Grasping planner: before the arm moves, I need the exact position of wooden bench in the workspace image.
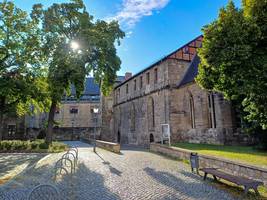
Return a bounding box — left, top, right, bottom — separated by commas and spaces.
201, 168, 264, 194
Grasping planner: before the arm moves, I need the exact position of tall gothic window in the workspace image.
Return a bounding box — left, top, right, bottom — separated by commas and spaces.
146, 72, 150, 84
140, 76, 143, 89
154, 68, 158, 84
147, 97, 155, 130
208, 93, 216, 128
189, 95, 195, 128
130, 103, 135, 131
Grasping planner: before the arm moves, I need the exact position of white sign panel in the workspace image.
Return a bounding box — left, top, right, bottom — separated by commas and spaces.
161, 124, 170, 146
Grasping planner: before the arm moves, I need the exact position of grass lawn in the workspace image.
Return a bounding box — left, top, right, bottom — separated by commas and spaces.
173, 143, 267, 168
172, 143, 267, 199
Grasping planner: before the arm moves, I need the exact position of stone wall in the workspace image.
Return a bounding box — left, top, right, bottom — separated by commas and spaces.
96, 140, 120, 153
54, 102, 100, 128
112, 59, 190, 146
53, 127, 100, 141
2, 116, 25, 140
102, 36, 243, 146
114, 89, 169, 145
169, 83, 240, 145
150, 143, 267, 186
100, 93, 115, 142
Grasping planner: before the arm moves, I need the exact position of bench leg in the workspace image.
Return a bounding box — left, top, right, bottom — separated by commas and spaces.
203, 172, 207, 181
254, 189, 260, 196
244, 186, 249, 194
252, 186, 260, 196
213, 175, 217, 181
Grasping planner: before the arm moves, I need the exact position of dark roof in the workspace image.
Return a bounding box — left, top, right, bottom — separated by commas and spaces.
116, 76, 125, 83
70, 77, 100, 96
84, 77, 100, 95
177, 55, 200, 87
70, 76, 125, 97
114, 35, 203, 89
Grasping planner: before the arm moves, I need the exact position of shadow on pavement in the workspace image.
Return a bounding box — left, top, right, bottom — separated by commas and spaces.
1, 156, 120, 200
59, 162, 120, 200
180, 171, 267, 200
62, 141, 92, 148
144, 167, 232, 200
0, 153, 48, 184
95, 152, 122, 176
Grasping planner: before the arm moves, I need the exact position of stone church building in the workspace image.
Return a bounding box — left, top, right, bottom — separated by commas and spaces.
101, 35, 242, 146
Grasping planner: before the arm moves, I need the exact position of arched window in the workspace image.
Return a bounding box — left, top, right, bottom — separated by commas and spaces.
130, 103, 135, 131
189, 94, 195, 128
208, 93, 216, 128
117, 131, 121, 143
150, 134, 154, 143
147, 97, 155, 130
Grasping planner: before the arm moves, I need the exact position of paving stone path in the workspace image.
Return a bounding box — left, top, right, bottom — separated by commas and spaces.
0, 141, 235, 200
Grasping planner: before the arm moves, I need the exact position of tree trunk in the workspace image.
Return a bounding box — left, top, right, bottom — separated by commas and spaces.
46, 100, 57, 145
0, 96, 5, 141
0, 112, 4, 141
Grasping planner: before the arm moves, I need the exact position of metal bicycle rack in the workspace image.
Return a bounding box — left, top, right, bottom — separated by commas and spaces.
27, 184, 60, 200
62, 152, 77, 170
69, 147, 78, 159
54, 157, 74, 177
53, 147, 79, 181
53, 163, 69, 181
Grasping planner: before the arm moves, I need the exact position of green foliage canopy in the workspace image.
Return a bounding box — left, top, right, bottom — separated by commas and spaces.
0, 1, 49, 140
33, 0, 124, 143
196, 0, 267, 129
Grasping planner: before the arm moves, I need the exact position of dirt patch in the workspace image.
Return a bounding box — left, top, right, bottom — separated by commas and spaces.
0, 176, 12, 185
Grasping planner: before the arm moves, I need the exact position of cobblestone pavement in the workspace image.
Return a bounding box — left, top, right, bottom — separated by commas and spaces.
0, 153, 48, 185
0, 141, 235, 200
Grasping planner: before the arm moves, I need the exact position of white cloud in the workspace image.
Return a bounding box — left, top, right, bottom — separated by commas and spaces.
126, 31, 133, 38
111, 0, 170, 28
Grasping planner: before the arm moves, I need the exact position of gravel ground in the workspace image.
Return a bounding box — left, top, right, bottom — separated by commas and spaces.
0, 141, 235, 200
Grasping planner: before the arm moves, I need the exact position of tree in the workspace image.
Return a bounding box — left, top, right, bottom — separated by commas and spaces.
196, 0, 267, 129
0, 1, 46, 140
34, 0, 124, 144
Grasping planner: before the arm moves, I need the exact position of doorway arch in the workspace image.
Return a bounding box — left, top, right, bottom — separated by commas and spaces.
117, 131, 121, 143
150, 134, 154, 143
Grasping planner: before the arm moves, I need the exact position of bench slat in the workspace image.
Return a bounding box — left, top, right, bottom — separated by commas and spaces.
201, 168, 263, 186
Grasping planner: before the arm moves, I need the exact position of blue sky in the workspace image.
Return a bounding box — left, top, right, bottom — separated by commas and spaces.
12, 0, 241, 76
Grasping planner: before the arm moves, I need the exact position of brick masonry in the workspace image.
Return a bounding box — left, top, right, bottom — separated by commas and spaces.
150, 143, 267, 186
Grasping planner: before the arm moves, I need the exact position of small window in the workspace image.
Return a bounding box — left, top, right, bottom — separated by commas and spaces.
8, 125, 16, 136
189, 95, 195, 128
146, 72, 150, 84
70, 107, 78, 114
208, 93, 216, 128
134, 79, 137, 91
116, 88, 120, 103
140, 76, 143, 89
126, 84, 129, 94
154, 68, 158, 83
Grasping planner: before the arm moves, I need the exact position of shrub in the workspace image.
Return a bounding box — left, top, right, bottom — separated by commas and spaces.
0, 140, 67, 153
39, 142, 49, 149
30, 141, 39, 150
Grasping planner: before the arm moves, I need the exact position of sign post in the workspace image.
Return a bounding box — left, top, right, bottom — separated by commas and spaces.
161, 124, 170, 146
